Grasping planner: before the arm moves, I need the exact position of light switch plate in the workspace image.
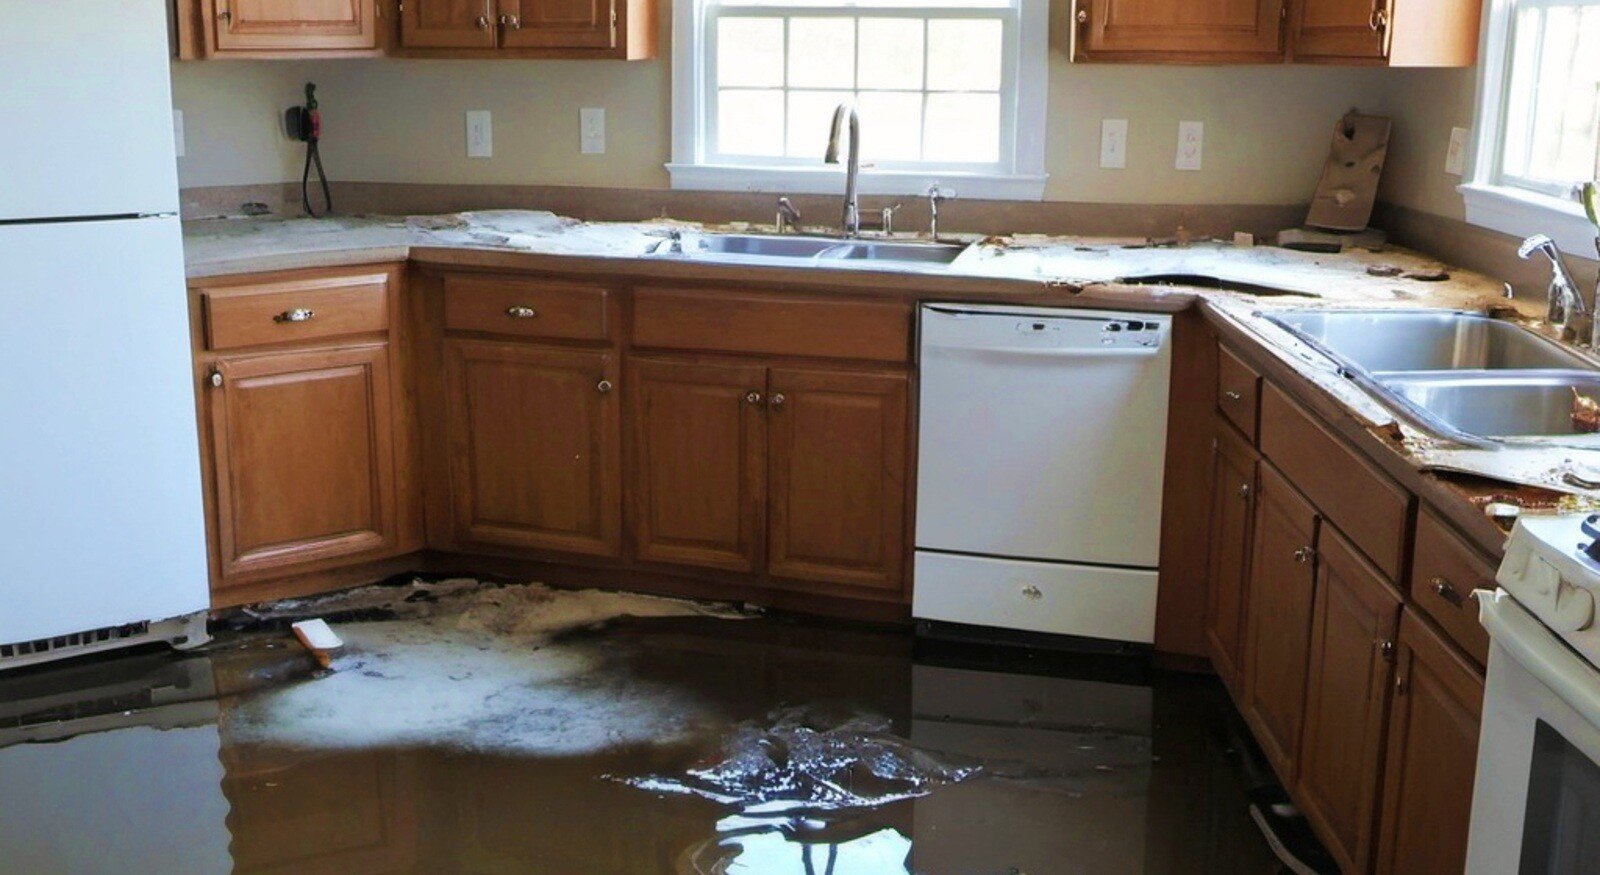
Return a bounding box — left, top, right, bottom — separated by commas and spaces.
466, 110, 492, 158
580, 108, 605, 154
172, 109, 185, 158
1445, 126, 1469, 176
1176, 121, 1203, 171
1100, 119, 1128, 169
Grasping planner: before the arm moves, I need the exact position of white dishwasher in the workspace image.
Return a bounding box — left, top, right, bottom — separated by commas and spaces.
914, 303, 1172, 644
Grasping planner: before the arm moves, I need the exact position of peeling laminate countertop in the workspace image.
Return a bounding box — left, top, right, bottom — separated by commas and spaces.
184, 210, 1600, 504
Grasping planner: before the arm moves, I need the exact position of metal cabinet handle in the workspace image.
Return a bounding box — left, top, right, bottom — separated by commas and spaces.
217, 8, 231, 20
275, 308, 315, 323
1368, 3, 1389, 31
769, 392, 787, 409
1431, 576, 1464, 606
1076, 7, 1088, 23
1293, 546, 1315, 564
500, 13, 521, 28
597, 379, 613, 394
745, 390, 763, 405
1022, 585, 1043, 600
1237, 483, 1252, 500
209, 370, 224, 388
1223, 390, 1243, 401
505, 306, 538, 319
476, 14, 491, 28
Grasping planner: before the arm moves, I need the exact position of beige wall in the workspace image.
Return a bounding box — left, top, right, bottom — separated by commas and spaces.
172, 2, 1395, 207
1373, 67, 1479, 221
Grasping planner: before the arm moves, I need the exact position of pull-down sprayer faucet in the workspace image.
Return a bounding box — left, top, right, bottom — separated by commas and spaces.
824, 104, 862, 237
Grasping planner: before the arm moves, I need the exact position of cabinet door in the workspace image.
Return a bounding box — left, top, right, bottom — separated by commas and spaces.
209, 344, 397, 580
1296, 525, 1402, 874
1205, 422, 1258, 696
443, 340, 620, 557
210, 0, 379, 51
400, 0, 497, 47
1375, 612, 1483, 875
1240, 463, 1319, 784
1075, 0, 1284, 60
767, 368, 909, 592
503, 0, 615, 48
628, 357, 767, 573
1289, 0, 1388, 61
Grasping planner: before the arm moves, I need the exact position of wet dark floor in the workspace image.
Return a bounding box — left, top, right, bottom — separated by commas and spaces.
0, 597, 1283, 874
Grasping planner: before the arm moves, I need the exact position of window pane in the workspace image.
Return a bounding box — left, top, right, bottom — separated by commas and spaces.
858, 91, 924, 161
858, 18, 925, 90
927, 19, 1003, 92
924, 92, 1000, 163
1502, 3, 1600, 189
788, 17, 856, 89
719, 89, 786, 157
717, 17, 785, 88
787, 90, 853, 157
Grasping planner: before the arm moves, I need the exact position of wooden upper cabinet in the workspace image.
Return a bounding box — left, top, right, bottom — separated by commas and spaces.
1375, 611, 1484, 874
207, 343, 399, 582
1205, 420, 1258, 697
628, 357, 767, 574
767, 368, 908, 593
1295, 524, 1402, 874
502, 0, 615, 49
1289, 0, 1482, 65
185, 0, 381, 56
443, 340, 621, 557
1073, 0, 1286, 62
400, 0, 498, 48
1240, 463, 1319, 785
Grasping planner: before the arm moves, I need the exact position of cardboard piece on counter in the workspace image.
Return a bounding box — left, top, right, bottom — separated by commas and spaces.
1306, 112, 1392, 232
1279, 227, 1386, 253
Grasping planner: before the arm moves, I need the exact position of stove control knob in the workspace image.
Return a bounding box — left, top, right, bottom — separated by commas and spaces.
1551, 580, 1596, 633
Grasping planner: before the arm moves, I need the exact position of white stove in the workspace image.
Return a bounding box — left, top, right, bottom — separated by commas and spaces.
1469, 513, 1600, 873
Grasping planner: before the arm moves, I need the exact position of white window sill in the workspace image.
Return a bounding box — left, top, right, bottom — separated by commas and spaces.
1459, 182, 1598, 258
665, 163, 1048, 201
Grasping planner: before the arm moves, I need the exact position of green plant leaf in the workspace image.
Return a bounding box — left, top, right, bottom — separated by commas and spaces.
1584, 181, 1600, 232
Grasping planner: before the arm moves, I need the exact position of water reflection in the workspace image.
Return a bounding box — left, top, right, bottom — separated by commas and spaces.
0, 605, 1279, 874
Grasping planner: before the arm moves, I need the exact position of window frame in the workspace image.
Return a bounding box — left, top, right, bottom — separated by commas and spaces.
1461, 0, 1598, 254
669, 0, 1049, 200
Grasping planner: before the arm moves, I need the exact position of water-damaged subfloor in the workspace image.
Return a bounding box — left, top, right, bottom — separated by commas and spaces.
0, 580, 1283, 874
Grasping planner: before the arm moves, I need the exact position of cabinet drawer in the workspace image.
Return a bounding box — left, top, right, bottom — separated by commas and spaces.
1410, 509, 1493, 666
444, 275, 611, 341
202, 269, 391, 351
632, 287, 912, 363
1217, 344, 1261, 441
1260, 383, 1411, 581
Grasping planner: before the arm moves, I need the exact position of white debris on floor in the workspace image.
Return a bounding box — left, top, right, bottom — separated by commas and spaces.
220, 579, 754, 756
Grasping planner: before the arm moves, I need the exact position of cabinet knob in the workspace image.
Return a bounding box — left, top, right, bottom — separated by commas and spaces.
1076, 8, 1088, 23
769, 392, 787, 409
745, 390, 763, 405
1237, 483, 1252, 500
500, 13, 521, 28
596, 379, 613, 394
476, 14, 490, 28
216, 9, 231, 20
275, 308, 315, 323
505, 305, 538, 319
209, 370, 224, 388
1022, 584, 1043, 600
1293, 546, 1314, 564
1223, 390, 1243, 401
1430, 576, 1463, 606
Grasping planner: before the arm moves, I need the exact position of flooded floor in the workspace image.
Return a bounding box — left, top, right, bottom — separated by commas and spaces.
0, 581, 1283, 874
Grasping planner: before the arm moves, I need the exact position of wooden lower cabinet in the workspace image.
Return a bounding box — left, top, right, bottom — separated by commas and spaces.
1375, 611, 1484, 874
1204, 420, 1258, 695
1296, 525, 1403, 873
767, 368, 908, 591
443, 339, 620, 557
628, 357, 768, 573
1240, 463, 1319, 784
206, 343, 400, 582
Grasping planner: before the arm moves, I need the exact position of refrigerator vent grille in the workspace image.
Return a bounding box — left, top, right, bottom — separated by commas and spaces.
0, 622, 151, 661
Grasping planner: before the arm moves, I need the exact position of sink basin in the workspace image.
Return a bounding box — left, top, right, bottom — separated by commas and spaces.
1385, 374, 1600, 441
1266, 310, 1594, 374
660, 233, 968, 270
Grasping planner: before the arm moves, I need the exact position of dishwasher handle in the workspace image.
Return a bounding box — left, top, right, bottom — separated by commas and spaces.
928, 343, 1165, 360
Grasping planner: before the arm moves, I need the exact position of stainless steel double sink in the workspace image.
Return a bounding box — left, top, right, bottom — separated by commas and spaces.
1264, 309, 1600, 447
651, 232, 970, 270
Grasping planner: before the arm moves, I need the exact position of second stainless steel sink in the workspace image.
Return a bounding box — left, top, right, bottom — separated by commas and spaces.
1385, 374, 1600, 441
1266, 309, 1592, 374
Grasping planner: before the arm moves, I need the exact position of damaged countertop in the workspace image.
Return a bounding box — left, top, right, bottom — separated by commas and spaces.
183, 209, 1599, 514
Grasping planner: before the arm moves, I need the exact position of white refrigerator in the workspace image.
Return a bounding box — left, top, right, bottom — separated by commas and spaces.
0, 0, 211, 667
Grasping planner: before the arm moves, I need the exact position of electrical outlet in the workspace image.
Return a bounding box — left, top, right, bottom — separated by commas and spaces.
580, 108, 606, 155
466, 110, 492, 158
1176, 121, 1203, 171
172, 109, 185, 158
1100, 119, 1128, 169
1445, 126, 1469, 176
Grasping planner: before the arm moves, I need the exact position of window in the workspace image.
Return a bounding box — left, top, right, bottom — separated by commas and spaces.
1463, 0, 1600, 252
669, 0, 1049, 200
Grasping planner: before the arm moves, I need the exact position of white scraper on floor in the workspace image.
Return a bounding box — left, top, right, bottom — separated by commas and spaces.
291, 619, 344, 669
